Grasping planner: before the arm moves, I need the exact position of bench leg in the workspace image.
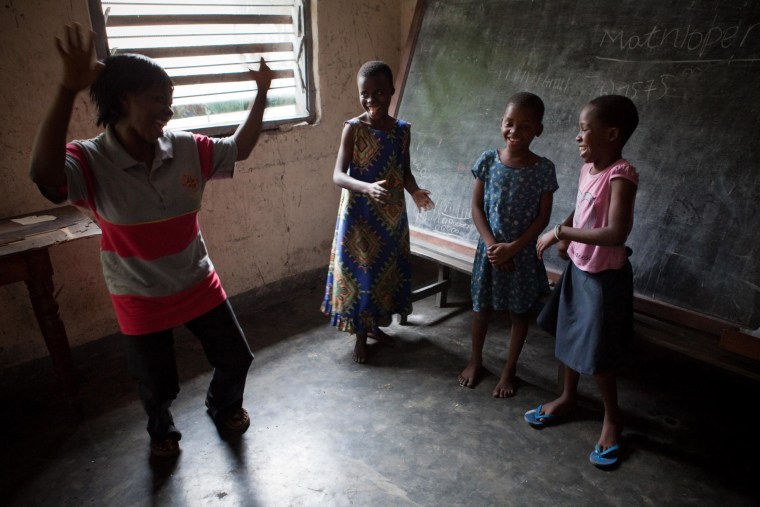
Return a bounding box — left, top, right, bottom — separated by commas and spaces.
435, 265, 450, 308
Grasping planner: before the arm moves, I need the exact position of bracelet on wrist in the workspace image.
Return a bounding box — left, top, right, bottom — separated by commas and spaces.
554, 224, 562, 241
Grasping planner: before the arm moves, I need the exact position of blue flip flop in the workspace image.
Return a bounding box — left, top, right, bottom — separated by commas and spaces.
523, 404, 558, 427
589, 444, 621, 468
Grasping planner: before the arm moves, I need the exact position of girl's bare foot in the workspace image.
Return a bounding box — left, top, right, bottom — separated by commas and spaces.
458, 359, 483, 388
492, 373, 518, 398
353, 334, 368, 363
367, 328, 395, 347
493, 361, 519, 398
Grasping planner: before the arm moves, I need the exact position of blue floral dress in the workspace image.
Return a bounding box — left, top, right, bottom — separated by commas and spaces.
471, 150, 558, 313
321, 118, 412, 334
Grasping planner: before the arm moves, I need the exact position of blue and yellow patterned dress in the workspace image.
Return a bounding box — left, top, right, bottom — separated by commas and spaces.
321, 118, 412, 334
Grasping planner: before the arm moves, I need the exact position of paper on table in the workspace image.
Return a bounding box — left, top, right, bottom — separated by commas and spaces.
11, 215, 57, 226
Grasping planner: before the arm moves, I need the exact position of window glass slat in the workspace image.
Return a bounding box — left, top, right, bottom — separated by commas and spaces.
119, 43, 291, 59
104, 0, 294, 5
106, 14, 292, 26
170, 68, 292, 86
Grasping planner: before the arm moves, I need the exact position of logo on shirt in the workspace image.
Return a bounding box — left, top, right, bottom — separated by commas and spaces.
575, 191, 596, 230
179, 172, 198, 191
578, 191, 595, 206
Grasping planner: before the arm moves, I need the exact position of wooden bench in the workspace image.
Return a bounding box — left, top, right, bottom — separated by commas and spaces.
407, 229, 760, 382
406, 230, 475, 314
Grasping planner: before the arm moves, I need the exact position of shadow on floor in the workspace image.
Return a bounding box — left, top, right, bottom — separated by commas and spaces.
1, 265, 759, 506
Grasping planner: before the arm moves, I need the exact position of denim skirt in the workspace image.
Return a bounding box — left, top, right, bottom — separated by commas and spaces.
537, 260, 633, 375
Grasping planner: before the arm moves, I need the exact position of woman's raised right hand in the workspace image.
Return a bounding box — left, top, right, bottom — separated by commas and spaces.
56, 23, 105, 92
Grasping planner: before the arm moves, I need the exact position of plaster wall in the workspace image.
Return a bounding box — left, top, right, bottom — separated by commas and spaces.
0, 0, 415, 368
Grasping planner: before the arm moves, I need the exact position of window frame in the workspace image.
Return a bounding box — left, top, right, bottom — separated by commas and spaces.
87, 0, 316, 136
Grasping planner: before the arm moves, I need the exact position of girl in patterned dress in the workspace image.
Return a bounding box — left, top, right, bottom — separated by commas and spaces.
458, 92, 558, 397
321, 61, 434, 363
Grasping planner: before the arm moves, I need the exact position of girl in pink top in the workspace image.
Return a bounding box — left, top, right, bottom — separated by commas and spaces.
527, 95, 640, 469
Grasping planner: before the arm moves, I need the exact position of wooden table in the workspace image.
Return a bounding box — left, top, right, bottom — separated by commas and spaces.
0, 206, 101, 398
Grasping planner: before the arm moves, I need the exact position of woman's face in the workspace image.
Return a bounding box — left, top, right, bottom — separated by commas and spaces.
120, 82, 174, 142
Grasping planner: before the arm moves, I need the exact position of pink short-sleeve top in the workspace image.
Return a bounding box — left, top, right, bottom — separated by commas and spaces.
568, 159, 638, 273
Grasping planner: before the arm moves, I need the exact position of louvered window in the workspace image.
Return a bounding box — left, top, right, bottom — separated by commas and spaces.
88, 0, 314, 134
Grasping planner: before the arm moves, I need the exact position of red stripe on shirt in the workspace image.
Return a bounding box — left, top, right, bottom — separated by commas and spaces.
99, 212, 200, 260
194, 134, 214, 180
66, 143, 98, 214
113, 271, 227, 335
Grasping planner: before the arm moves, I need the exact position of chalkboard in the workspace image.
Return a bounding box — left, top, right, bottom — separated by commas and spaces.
397, 0, 760, 328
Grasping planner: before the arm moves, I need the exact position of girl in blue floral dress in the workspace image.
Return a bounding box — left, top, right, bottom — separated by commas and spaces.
321, 61, 434, 363
458, 92, 558, 397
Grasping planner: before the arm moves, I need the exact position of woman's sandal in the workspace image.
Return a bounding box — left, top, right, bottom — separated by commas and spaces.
150, 436, 180, 457
218, 407, 251, 434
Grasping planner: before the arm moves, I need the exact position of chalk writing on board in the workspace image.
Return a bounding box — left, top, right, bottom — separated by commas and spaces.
500, 68, 572, 93
584, 74, 679, 102
598, 21, 760, 56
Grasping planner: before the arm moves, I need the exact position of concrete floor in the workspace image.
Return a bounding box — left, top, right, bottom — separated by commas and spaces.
1, 262, 759, 506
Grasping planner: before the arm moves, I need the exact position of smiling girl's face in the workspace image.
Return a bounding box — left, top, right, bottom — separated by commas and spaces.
501, 103, 542, 155
358, 73, 394, 128
577, 104, 619, 169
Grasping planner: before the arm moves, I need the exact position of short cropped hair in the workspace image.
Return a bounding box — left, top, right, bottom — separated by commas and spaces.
357, 60, 394, 85
90, 53, 173, 127
507, 92, 545, 123
588, 95, 639, 145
